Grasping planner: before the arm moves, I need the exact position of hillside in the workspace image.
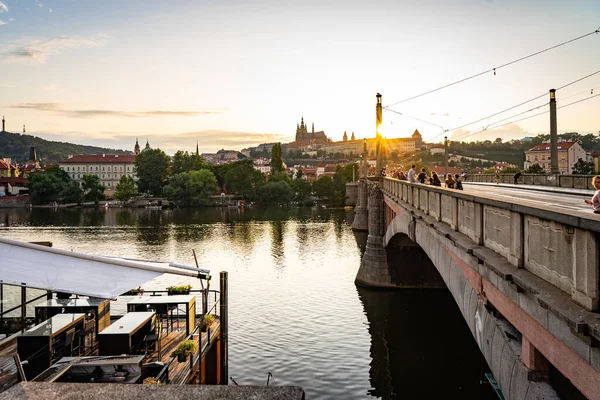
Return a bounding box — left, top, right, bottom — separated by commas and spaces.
0, 131, 132, 165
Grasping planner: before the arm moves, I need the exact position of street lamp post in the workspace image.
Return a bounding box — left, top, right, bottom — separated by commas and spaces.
444, 136, 449, 178
549, 89, 559, 174
376, 93, 383, 175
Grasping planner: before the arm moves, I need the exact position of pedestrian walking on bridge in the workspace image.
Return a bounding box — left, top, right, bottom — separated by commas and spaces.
584, 175, 600, 214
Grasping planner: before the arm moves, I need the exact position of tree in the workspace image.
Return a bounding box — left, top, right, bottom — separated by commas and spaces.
163, 169, 218, 206
81, 174, 106, 204
312, 176, 334, 200
27, 167, 71, 204
572, 158, 595, 175
525, 163, 545, 174
332, 166, 347, 206
222, 159, 266, 201
295, 169, 304, 180
134, 148, 171, 196
290, 177, 312, 205
256, 180, 293, 206
114, 175, 138, 201
270, 143, 284, 174
60, 180, 83, 204
171, 151, 207, 174
342, 163, 359, 182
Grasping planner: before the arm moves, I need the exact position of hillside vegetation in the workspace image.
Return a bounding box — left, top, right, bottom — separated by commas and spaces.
0, 130, 132, 164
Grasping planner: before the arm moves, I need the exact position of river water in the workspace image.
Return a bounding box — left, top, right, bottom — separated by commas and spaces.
0, 207, 496, 399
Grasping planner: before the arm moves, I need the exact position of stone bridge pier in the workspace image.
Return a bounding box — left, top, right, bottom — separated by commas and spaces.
354, 178, 600, 400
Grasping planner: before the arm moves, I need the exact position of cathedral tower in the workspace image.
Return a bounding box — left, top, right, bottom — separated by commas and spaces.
134, 138, 140, 155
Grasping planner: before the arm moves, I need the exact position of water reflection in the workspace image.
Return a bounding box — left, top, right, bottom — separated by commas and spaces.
357, 286, 496, 399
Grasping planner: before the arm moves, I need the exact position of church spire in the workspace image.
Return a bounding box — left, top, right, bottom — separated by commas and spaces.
312, 122, 314, 133
343, 130, 348, 142
351, 131, 355, 141
196, 141, 199, 156
23, 125, 25, 134
145, 139, 150, 150
134, 138, 140, 155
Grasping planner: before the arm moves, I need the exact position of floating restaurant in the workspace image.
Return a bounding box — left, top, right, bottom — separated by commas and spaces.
0, 238, 228, 390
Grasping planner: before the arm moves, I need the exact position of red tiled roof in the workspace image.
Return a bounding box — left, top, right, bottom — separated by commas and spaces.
527, 142, 576, 152
60, 154, 136, 163
0, 177, 28, 185
0, 159, 16, 169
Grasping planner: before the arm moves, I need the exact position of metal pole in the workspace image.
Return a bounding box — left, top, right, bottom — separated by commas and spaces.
21, 284, 26, 333
549, 89, 559, 174
375, 93, 383, 174
362, 139, 367, 177
444, 136, 449, 178
219, 271, 228, 385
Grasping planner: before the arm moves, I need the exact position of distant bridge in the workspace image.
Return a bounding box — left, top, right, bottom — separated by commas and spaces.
352, 177, 600, 400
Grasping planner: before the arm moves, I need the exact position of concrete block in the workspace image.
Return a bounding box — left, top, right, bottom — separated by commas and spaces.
518, 293, 548, 329
591, 346, 600, 372
572, 228, 599, 312
523, 215, 574, 295
482, 307, 497, 363
547, 312, 590, 363
458, 199, 483, 244
509, 362, 530, 400
491, 326, 507, 377
499, 338, 518, 400
483, 206, 523, 268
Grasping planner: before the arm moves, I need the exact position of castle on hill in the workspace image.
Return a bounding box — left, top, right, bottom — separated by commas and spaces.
295, 117, 327, 142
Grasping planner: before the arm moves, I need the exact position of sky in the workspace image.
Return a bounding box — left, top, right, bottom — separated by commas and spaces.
0, 0, 599, 154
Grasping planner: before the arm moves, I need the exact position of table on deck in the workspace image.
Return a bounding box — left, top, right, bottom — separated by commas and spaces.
17, 313, 85, 380
98, 312, 156, 356
35, 298, 110, 334
127, 295, 196, 335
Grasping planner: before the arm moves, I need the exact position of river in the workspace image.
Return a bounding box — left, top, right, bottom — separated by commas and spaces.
0, 207, 496, 399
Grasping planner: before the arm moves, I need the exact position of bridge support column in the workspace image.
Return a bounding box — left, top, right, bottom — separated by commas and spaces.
355, 182, 392, 287
352, 179, 368, 231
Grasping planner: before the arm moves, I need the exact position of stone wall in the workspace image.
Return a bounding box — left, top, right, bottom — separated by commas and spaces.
345, 182, 358, 206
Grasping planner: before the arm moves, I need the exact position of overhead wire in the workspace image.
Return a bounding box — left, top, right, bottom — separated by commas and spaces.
382, 107, 445, 130
428, 68, 600, 142
385, 26, 600, 108
450, 92, 600, 142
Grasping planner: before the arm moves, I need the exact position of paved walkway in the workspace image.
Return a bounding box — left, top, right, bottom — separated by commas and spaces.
464, 181, 595, 196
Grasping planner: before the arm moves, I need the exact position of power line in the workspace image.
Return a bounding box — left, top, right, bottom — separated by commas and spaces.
429, 68, 600, 142
385, 26, 600, 108
450, 92, 600, 142
382, 107, 445, 129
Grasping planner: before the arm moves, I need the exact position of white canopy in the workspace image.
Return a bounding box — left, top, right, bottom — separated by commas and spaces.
0, 238, 207, 299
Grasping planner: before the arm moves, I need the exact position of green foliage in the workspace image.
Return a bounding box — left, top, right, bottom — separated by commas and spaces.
270, 143, 284, 174
221, 159, 266, 201
166, 284, 192, 294
171, 340, 197, 362
269, 171, 292, 183
256, 180, 294, 206
290, 177, 313, 205
134, 148, 171, 196
202, 314, 215, 330
27, 167, 71, 204
312, 176, 334, 200
163, 169, 218, 206
81, 174, 105, 204
572, 158, 595, 175
114, 175, 138, 201
332, 166, 347, 205
525, 163, 545, 174
61, 180, 83, 204
171, 150, 207, 174
342, 163, 359, 182
500, 167, 521, 174
0, 130, 131, 165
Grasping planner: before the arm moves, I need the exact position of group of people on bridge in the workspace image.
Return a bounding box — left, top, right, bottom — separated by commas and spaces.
389, 165, 464, 190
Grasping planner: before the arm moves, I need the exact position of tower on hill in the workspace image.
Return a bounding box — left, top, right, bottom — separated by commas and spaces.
1, 116, 5, 133
134, 138, 140, 155
295, 116, 327, 142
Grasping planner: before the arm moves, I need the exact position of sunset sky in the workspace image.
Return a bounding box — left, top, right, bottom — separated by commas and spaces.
1, 0, 599, 154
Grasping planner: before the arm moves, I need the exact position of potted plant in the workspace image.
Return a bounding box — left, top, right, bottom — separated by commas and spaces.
166, 284, 192, 295
171, 340, 197, 362
143, 377, 160, 385
124, 286, 144, 296
201, 314, 215, 332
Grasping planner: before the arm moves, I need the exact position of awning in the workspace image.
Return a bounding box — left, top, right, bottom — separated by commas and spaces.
0, 238, 208, 299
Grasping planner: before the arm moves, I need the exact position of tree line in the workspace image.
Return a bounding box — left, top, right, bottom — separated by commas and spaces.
27, 145, 359, 207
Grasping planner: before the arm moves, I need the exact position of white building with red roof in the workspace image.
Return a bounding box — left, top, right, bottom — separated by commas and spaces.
523, 141, 586, 174
59, 154, 136, 190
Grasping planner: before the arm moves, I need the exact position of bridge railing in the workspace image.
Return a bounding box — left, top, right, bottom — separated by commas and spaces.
468, 173, 597, 189
382, 177, 599, 312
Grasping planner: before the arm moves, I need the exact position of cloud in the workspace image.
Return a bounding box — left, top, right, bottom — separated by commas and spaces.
34, 0, 44, 7
0, 2, 7, 13
0, 20, 6, 25
0, 34, 110, 63
48, 8, 52, 13
7, 102, 223, 118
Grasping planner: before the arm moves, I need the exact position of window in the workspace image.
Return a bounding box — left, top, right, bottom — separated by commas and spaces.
102, 167, 105, 171
96, 166, 98, 171
77, 167, 80, 171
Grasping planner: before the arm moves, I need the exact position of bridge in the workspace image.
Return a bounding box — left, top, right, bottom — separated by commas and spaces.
352, 177, 600, 400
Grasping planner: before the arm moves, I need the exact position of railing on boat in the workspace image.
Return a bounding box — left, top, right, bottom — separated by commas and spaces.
155, 289, 221, 384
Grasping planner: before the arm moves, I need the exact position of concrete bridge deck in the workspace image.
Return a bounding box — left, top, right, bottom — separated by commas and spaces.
352, 177, 600, 400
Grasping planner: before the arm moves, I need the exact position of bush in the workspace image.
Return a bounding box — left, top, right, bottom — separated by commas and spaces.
171, 340, 197, 362
166, 284, 192, 295
202, 314, 215, 331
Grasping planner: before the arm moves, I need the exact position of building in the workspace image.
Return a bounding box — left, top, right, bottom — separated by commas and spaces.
295, 117, 327, 142
0, 158, 19, 178
1, 177, 28, 195
59, 154, 136, 191
523, 141, 587, 174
